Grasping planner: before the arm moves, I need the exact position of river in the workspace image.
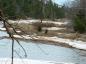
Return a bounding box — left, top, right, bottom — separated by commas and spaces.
0, 23, 86, 64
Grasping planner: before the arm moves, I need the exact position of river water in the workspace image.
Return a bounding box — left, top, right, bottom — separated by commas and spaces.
0, 23, 86, 64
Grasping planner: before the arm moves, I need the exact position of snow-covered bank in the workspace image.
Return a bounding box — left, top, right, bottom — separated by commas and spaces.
8, 19, 39, 24
45, 37, 86, 50
13, 35, 86, 50
8, 19, 69, 25
0, 28, 6, 31
0, 58, 75, 64
42, 27, 66, 31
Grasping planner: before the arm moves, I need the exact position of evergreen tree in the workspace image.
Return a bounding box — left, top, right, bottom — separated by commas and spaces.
0, 0, 65, 19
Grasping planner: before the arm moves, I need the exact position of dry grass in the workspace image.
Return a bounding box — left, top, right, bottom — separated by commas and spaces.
32, 22, 56, 27
11, 23, 37, 34
10, 21, 68, 36
8, 21, 86, 42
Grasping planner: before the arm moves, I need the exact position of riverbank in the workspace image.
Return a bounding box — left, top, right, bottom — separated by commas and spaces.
0, 19, 86, 51
1, 33, 86, 51
13, 34, 86, 50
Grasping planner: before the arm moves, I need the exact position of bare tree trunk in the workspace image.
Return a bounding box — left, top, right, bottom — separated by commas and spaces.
80, 0, 86, 15
0, 10, 27, 64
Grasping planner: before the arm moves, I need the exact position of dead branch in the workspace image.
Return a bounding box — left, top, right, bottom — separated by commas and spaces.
0, 10, 27, 64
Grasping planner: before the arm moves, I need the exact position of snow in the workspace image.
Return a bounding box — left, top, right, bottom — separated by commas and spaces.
46, 21, 68, 25
42, 27, 65, 30
13, 35, 86, 50
13, 35, 32, 39
8, 19, 39, 24
13, 35, 23, 38
8, 19, 69, 25
0, 28, 6, 31
45, 36, 86, 50
16, 31, 21, 33
0, 58, 75, 64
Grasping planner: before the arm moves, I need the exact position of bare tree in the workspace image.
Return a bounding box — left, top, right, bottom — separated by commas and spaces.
0, 10, 27, 64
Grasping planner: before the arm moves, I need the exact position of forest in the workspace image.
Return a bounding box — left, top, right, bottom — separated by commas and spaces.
0, 0, 65, 20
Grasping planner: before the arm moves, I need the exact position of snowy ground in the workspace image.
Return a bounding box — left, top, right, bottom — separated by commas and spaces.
8, 19, 69, 26
42, 27, 66, 31
0, 58, 75, 64
12, 35, 86, 50
0, 28, 6, 31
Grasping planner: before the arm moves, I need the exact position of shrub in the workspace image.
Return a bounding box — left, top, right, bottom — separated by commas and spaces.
73, 9, 86, 33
